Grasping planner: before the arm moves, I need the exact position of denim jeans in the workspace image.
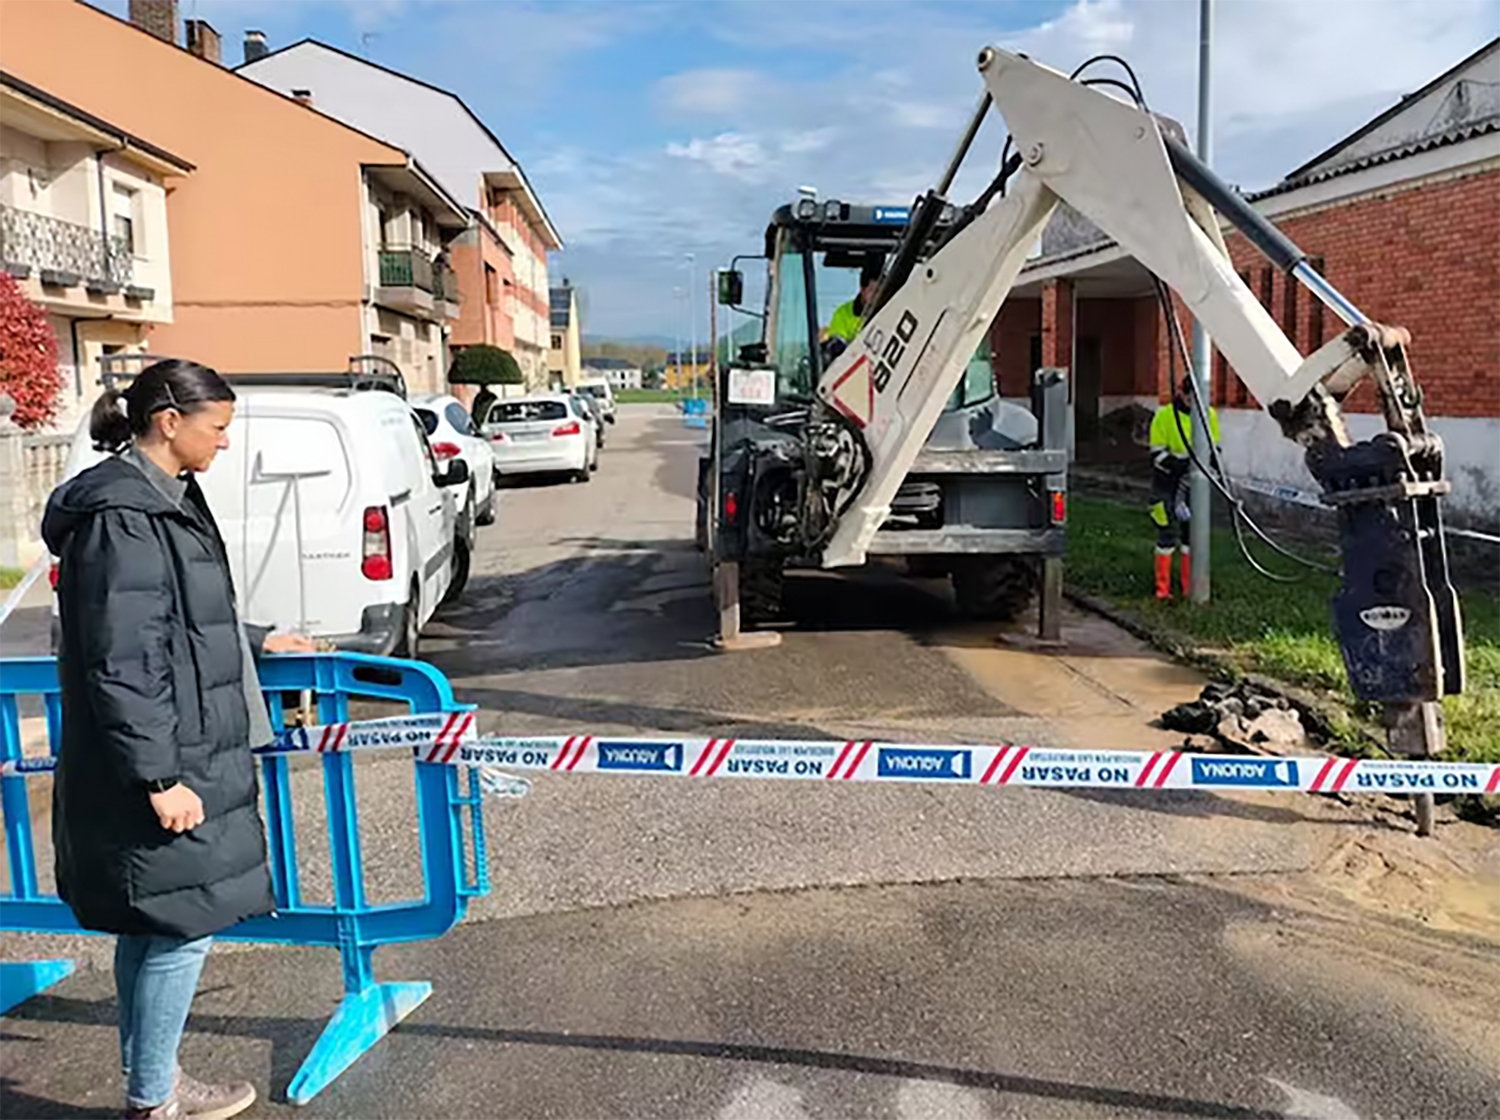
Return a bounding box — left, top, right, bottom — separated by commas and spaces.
115, 933, 213, 1108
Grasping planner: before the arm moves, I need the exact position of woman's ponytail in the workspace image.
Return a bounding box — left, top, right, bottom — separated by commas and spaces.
89, 388, 133, 453
86, 359, 234, 453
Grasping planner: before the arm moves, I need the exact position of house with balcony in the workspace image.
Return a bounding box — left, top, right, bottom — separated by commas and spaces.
238, 38, 563, 392
0, 0, 469, 396
0, 70, 192, 430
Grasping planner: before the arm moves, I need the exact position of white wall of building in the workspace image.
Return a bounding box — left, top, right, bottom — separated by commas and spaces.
1218, 408, 1499, 526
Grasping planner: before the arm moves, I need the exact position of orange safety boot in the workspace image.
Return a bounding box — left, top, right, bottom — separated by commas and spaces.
1154, 549, 1173, 600
1179, 548, 1192, 597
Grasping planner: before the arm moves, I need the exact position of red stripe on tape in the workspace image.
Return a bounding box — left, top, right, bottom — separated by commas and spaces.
1310, 757, 1338, 792
1487, 766, 1500, 795
331, 724, 349, 753
689, 739, 718, 776
316, 725, 334, 753
567, 736, 590, 772
552, 737, 576, 771
980, 746, 1012, 785
1331, 758, 1359, 792
706, 739, 735, 777
842, 740, 873, 779
998, 746, 1029, 785
442, 713, 474, 765
1153, 751, 1183, 788
827, 741, 855, 780
435, 712, 460, 753
1135, 752, 1161, 788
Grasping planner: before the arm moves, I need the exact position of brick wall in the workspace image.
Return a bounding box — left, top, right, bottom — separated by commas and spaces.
988, 298, 1039, 397
1223, 167, 1499, 418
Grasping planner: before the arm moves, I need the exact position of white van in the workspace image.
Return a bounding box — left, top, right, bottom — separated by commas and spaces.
58, 384, 468, 656
575, 378, 618, 424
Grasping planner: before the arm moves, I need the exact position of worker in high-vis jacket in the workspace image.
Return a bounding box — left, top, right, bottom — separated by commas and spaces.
822, 261, 883, 348
1149, 378, 1220, 599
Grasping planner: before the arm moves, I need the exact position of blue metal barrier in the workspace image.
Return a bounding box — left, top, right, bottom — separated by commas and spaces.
682, 396, 709, 428
0, 652, 489, 1105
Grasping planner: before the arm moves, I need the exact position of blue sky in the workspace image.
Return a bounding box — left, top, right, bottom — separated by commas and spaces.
99, 0, 1498, 340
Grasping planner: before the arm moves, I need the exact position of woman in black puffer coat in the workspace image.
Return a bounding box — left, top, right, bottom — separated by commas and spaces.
43, 359, 311, 1120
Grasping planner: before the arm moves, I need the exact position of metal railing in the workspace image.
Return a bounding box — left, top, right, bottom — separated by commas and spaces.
433, 260, 461, 303
0, 205, 132, 288
377, 247, 434, 292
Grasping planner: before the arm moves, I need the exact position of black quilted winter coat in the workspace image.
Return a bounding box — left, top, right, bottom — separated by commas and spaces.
42, 456, 273, 939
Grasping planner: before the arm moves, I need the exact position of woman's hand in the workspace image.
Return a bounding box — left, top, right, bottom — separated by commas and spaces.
263, 632, 318, 654
150, 783, 205, 833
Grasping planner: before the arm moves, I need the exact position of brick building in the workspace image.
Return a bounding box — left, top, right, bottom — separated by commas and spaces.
994, 37, 1499, 527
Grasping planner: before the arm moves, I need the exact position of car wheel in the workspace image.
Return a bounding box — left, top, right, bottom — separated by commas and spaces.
476, 490, 497, 526
394, 580, 421, 659
443, 536, 471, 605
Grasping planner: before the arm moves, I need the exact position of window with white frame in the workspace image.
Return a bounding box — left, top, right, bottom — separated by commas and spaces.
112, 183, 141, 255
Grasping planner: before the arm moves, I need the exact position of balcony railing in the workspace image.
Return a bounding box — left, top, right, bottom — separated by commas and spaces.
433, 261, 461, 304
0, 204, 132, 289
378, 247, 434, 292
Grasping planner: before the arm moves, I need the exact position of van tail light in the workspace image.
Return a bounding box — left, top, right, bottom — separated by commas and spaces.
48, 561, 59, 590
552, 421, 581, 437
723, 491, 738, 525
431, 441, 462, 460
488, 431, 507, 443
361, 505, 393, 580
1050, 490, 1067, 524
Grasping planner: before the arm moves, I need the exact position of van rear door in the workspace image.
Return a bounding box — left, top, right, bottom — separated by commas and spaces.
236, 412, 356, 635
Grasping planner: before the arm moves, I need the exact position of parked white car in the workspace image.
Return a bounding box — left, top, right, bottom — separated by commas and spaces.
483, 393, 597, 483
576, 378, 618, 424
411, 392, 497, 528
55, 383, 469, 656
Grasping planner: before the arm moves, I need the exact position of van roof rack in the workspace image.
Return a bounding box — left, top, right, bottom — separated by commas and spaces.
98, 353, 408, 399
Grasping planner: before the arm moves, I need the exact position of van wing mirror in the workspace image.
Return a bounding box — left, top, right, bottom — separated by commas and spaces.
436, 457, 470, 487
718, 269, 743, 306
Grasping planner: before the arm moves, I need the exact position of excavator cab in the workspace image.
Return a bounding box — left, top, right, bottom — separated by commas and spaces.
702, 196, 1068, 628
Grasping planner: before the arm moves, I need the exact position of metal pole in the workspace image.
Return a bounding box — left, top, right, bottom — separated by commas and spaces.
1188, 0, 1214, 603
687, 253, 698, 400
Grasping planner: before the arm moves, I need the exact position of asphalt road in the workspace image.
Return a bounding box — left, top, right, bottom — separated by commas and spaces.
3, 405, 1498, 1119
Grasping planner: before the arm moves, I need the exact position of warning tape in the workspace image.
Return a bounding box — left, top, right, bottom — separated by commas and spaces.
5, 715, 1497, 797
447, 736, 1500, 795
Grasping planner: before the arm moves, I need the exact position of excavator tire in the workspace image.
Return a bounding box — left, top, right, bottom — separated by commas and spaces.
740, 558, 785, 626
952, 556, 1038, 621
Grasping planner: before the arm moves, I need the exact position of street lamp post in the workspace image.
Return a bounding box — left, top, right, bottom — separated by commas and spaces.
1189, 0, 1215, 603
685, 253, 698, 399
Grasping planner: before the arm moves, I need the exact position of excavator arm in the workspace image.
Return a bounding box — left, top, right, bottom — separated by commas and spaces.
811, 47, 1462, 793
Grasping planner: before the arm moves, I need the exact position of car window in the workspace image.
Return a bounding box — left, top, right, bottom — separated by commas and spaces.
415, 408, 439, 436
410, 415, 438, 474
489, 400, 568, 424
444, 401, 473, 436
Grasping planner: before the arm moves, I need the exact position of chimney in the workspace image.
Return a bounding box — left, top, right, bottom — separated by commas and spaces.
185, 19, 222, 65
291, 89, 314, 107
129, 0, 179, 45
243, 30, 268, 64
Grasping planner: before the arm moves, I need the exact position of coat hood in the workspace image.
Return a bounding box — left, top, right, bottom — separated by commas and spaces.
41, 456, 181, 556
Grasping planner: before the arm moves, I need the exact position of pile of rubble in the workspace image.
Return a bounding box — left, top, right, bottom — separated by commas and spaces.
1161, 680, 1311, 753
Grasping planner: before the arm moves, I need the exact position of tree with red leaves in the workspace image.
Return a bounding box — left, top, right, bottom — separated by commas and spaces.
0, 272, 63, 430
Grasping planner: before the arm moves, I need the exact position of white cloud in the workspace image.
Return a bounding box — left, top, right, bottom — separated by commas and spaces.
666, 132, 772, 180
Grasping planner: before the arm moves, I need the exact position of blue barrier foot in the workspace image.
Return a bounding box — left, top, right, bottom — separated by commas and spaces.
0, 958, 75, 1015
286, 980, 431, 1106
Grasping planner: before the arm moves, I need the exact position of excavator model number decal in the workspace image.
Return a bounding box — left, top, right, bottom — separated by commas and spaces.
873, 310, 919, 393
